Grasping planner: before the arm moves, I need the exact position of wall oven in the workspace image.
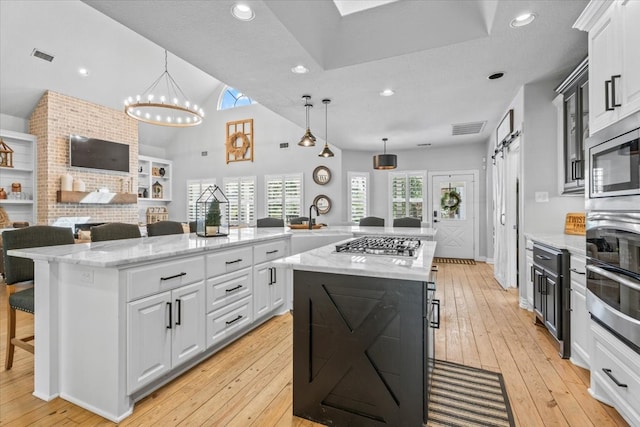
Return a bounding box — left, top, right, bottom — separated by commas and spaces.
586, 211, 640, 354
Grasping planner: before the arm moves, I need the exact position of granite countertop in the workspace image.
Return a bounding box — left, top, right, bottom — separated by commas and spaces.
526, 233, 586, 256
273, 240, 436, 282
8, 228, 291, 268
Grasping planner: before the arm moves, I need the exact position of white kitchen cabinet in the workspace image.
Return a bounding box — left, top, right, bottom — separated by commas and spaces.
0, 129, 36, 225
525, 239, 534, 310
254, 263, 285, 319
137, 155, 172, 201
206, 295, 253, 348
590, 321, 640, 426
576, 0, 640, 134
127, 280, 205, 393
569, 253, 590, 369
253, 240, 287, 319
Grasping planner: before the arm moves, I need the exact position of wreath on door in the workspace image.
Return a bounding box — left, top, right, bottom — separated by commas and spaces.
441, 189, 461, 213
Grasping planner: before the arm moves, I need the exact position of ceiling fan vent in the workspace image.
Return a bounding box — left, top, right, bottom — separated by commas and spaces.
452, 121, 486, 136
31, 48, 54, 62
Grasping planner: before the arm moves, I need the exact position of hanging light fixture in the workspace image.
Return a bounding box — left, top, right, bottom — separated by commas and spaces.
298, 95, 316, 146
124, 49, 204, 127
373, 138, 397, 170
318, 99, 335, 157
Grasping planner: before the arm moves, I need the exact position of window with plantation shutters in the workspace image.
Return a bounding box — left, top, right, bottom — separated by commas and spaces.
223, 176, 256, 226
186, 179, 216, 221
265, 174, 303, 222
348, 172, 369, 223
389, 171, 425, 220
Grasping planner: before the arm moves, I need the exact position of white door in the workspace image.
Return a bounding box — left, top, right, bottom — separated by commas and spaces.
431, 173, 475, 259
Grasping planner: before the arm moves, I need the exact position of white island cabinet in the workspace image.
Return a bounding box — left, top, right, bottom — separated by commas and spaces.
7, 229, 291, 422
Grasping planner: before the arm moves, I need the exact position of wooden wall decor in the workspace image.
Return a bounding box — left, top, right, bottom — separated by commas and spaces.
226, 119, 254, 164
0, 138, 14, 168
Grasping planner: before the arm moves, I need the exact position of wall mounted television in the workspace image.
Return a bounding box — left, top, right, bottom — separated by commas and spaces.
69, 135, 130, 173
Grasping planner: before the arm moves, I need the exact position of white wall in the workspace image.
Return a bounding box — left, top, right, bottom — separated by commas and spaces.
521, 79, 584, 235
166, 86, 342, 223
0, 113, 29, 133
342, 143, 489, 258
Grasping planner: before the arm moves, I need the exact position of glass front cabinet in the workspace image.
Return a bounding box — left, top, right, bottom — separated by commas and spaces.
556, 58, 589, 194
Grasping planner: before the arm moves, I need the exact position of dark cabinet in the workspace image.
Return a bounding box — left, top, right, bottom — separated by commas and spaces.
532, 243, 570, 358
556, 58, 589, 194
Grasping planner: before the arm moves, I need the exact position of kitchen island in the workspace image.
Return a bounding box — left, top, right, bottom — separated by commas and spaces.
274, 237, 437, 426
7, 228, 292, 422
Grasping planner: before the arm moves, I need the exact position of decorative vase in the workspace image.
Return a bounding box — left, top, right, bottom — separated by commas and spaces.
61, 174, 73, 191
159, 167, 165, 177
0, 188, 6, 199
73, 178, 86, 192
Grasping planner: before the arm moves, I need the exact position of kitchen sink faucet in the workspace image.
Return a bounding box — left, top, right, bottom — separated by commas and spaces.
309, 204, 319, 230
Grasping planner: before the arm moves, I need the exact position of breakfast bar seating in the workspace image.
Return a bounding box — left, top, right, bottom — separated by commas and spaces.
3, 225, 75, 369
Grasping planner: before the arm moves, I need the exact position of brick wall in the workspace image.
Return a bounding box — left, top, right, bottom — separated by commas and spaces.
29, 91, 139, 225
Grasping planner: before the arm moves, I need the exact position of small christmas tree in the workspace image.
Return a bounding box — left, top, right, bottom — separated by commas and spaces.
206, 199, 221, 227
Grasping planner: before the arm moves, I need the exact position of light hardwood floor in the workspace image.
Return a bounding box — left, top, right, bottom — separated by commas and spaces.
0, 262, 629, 426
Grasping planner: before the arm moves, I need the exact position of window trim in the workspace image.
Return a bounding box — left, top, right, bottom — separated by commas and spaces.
186, 178, 216, 222
223, 175, 257, 227
388, 170, 427, 221
217, 85, 256, 111
347, 171, 369, 223
264, 173, 304, 222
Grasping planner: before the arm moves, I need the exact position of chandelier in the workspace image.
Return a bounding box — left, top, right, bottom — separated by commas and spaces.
298, 95, 316, 146
124, 50, 204, 127
373, 138, 397, 170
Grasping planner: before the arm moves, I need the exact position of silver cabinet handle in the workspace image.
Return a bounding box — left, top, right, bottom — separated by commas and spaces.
612, 75, 621, 107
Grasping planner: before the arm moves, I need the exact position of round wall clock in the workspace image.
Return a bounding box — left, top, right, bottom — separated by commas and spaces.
313, 194, 331, 214
313, 166, 331, 185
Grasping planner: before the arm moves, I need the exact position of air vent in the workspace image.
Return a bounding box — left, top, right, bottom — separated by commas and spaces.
452, 121, 486, 136
31, 48, 54, 62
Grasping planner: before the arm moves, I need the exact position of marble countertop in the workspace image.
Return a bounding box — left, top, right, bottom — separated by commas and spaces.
273, 239, 437, 282
8, 228, 291, 268
285, 225, 437, 238
525, 233, 586, 256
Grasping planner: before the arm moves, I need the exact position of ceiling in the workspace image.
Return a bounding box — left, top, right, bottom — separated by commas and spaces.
0, 0, 588, 152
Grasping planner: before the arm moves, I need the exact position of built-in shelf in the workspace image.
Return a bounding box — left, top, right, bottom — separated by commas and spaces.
57, 190, 137, 204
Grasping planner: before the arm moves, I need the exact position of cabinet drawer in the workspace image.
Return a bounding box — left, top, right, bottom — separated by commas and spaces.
206, 246, 253, 278
591, 322, 640, 425
206, 296, 253, 348
127, 256, 205, 302
206, 269, 252, 313
254, 240, 286, 264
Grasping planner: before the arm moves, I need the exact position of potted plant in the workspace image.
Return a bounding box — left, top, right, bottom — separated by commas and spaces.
205, 199, 221, 235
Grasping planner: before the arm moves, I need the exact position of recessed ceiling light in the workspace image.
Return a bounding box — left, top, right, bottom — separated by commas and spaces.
380, 89, 394, 97
78, 68, 90, 77
510, 12, 536, 28
231, 3, 255, 21
488, 72, 504, 80
291, 65, 309, 74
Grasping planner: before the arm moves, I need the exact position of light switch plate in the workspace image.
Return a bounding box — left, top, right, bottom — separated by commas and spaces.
535, 191, 549, 203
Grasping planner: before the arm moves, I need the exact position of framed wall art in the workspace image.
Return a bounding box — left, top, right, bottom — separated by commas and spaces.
226, 118, 254, 164
496, 109, 514, 146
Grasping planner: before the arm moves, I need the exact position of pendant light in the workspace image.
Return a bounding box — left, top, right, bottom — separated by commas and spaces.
124, 50, 204, 127
298, 95, 316, 147
319, 99, 335, 157
373, 138, 397, 170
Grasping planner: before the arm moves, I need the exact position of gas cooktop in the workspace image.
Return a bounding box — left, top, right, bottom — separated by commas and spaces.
335, 236, 421, 257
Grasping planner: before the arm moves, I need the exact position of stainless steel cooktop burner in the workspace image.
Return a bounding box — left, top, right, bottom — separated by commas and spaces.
335, 236, 421, 257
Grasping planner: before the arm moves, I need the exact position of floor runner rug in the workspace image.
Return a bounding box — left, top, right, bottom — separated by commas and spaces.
427, 359, 515, 427
433, 258, 476, 265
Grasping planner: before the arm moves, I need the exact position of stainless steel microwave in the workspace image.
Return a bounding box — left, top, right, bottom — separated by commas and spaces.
586, 113, 640, 211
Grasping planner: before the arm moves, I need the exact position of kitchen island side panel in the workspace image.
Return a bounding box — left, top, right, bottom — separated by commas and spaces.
293, 270, 426, 427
